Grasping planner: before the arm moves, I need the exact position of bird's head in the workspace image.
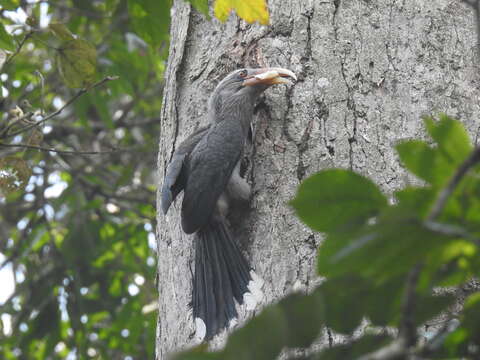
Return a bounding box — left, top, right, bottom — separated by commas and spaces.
208, 67, 297, 121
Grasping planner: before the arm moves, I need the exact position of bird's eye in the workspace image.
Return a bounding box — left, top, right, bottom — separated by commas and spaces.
238, 69, 248, 78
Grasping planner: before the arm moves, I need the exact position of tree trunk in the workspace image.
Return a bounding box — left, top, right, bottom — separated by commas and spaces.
156, 0, 479, 357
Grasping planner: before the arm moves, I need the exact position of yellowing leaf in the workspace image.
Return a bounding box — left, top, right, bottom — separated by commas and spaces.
50, 23, 75, 41
214, 0, 269, 25
0, 157, 32, 195
27, 128, 44, 146
56, 39, 96, 88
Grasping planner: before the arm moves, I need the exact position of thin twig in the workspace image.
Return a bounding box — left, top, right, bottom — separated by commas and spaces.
424, 220, 480, 245
35, 70, 46, 115
399, 263, 423, 347
0, 142, 127, 155
0, 112, 35, 138
419, 319, 460, 356
2, 31, 33, 69
357, 339, 406, 360
3, 76, 119, 139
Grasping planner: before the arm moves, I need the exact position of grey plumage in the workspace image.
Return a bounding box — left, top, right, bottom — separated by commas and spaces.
161, 67, 296, 340
161, 125, 210, 215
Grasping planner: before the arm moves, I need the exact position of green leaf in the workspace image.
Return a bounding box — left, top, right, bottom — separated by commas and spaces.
462, 292, 480, 336
0, 0, 20, 10
173, 345, 220, 360
321, 276, 405, 333
290, 169, 388, 233
127, 0, 171, 47
415, 292, 455, 326
49, 23, 75, 41
0, 23, 15, 52
443, 292, 480, 354
1, 0, 20, 10
279, 291, 324, 348
174, 291, 324, 360
108, 276, 123, 297
424, 114, 473, 166
420, 237, 477, 288
396, 140, 455, 186
186, 0, 210, 17
226, 292, 318, 356
317, 208, 455, 282
56, 39, 96, 88
321, 276, 368, 333
214, 0, 269, 25
310, 335, 392, 360
395, 187, 436, 218
222, 305, 287, 360
307, 334, 392, 360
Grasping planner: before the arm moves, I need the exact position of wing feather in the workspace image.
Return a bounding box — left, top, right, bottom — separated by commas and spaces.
181, 121, 244, 234
160, 125, 210, 214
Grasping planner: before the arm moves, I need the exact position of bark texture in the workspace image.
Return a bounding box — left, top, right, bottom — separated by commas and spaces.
156, 0, 480, 358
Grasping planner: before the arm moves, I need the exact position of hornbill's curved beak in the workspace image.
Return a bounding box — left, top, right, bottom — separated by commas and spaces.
243, 67, 297, 86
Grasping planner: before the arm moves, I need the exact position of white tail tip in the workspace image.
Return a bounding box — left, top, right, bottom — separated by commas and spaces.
195, 317, 206, 342
243, 270, 264, 310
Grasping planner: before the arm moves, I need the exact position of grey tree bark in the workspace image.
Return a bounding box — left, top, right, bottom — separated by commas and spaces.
156, 0, 480, 358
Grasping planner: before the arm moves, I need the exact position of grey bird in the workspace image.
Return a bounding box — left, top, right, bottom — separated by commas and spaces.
161, 67, 297, 340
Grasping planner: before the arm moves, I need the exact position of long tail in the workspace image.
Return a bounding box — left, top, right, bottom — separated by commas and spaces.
193, 219, 262, 341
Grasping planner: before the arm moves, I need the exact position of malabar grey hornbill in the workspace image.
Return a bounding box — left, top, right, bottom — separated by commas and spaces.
161, 67, 297, 340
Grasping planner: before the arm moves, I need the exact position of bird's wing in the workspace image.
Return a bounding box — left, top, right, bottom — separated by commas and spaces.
181, 121, 244, 234
161, 125, 210, 215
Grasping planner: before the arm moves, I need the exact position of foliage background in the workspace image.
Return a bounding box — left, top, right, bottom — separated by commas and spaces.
3, 0, 480, 359
0, 0, 171, 358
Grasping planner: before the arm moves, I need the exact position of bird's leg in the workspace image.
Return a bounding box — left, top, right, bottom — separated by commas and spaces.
226, 160, 251, 203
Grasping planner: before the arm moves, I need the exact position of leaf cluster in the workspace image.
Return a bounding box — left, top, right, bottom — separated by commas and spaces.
176, 115, 480, 359
0, 0, 168, 358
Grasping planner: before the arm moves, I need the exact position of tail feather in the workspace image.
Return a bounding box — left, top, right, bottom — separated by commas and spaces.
218, 224, 250, 302
209, 229, 237, 321
193, 219, 253, 340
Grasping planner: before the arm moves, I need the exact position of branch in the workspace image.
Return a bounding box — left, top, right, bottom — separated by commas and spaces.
357, 339, 406, 360
2, 76, 119, 139
357, 318, 460, 360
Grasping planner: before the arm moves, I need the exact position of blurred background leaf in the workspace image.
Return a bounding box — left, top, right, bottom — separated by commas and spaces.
0, 0, 166, 358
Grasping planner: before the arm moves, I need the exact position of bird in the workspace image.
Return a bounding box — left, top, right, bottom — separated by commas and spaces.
161, 67, 297, 341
